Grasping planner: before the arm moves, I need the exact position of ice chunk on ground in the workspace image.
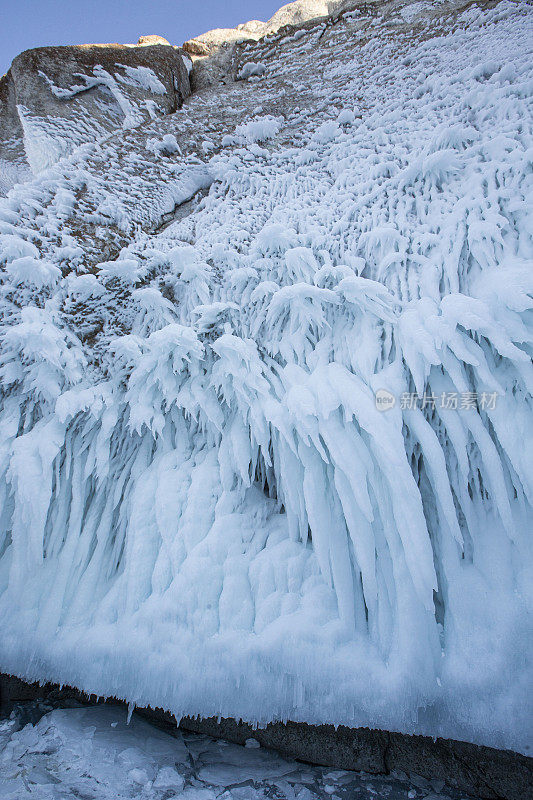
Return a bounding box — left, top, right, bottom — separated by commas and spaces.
0, 702, 471, 800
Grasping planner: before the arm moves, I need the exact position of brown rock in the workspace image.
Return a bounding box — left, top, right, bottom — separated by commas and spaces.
137, 35, 172, 46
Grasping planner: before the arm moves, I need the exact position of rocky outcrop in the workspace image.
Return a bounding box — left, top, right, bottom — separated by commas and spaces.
176, 716, 533, 800
0, 40, 190, 191
181, 0, 345, 91
0, 61, 33, 194
0, 0, 343, 191
136, 35, 172, 46
0, 2, 378, 192
181, 0, 340, 89
183, 0, 339, 56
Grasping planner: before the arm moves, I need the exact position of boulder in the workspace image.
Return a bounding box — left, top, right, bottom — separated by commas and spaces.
0, 41, 190, 191
263, 0, 333, 34
137, 35, 172, 46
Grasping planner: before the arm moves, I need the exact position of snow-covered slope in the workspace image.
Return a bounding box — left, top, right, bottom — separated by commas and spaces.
0, 0, 532, 753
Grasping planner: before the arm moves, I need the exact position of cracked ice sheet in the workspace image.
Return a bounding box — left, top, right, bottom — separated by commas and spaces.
0, 703, 472, 800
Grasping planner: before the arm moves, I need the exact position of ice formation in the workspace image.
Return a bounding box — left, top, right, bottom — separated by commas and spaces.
0, 0, 531, 754
0, 701, 467, 799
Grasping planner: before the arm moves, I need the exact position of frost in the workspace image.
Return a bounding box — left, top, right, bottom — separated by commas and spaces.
312, 121, 341, 143
146, 134, 182, 156
65, 273, 106, 301
336, 108, 356, 125
116, 65, 167, 94
97, 258, 145, 284
0, 234, 39, 262
181, 54, 193, 75
6, 256, 61, 289
238, 62, 267, 79
235, 115, 283, 143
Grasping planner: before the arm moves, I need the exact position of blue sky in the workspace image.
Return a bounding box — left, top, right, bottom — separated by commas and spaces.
1, 0, 283, 76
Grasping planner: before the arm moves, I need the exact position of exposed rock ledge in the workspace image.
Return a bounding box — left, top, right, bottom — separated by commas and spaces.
0, 0, 429, 193
1, 673, 531, 800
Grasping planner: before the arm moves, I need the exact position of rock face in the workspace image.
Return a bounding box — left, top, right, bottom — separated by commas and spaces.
136, 35, 172, 46
183, 0, 338, 55
0, 41, 190, 191
0, 1, 345, 192
262, 0, 333, 33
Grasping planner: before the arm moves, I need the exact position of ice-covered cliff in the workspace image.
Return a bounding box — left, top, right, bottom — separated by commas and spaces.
0, 0, 531, 754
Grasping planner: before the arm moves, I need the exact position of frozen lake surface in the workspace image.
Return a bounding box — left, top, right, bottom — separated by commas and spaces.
0, 701, 477, 799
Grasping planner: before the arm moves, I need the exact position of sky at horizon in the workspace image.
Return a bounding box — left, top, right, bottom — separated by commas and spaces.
0, 0, 283, 77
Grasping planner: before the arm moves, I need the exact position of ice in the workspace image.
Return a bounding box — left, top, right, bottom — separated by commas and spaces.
0, 0, 531, 756
245, 737, 261, 748
147, 133, 182, 156
234, 115, 283, 143
98, 257, 145, 283
0, 160, 31, 197
0, 234, 39, 262
238, 62, 267, 80
336, 109, 355, 126
117, 65, 167, 94
196, 741, 296, 785
312, 121, 341, 143
0, 705, 189, 799
0, 702, 468, 800
182, 54, 193, 75
6, 256, 61, 289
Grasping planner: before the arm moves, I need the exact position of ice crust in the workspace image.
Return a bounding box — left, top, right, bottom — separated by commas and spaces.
0, 0, 531, 753
0, 702, 464, 799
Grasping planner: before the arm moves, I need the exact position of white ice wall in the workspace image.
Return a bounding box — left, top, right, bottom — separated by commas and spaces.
0, 0, 531, 753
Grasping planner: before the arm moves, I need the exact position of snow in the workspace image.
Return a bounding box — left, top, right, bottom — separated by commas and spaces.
234, 115, 283, 143
0, 0, 531, 755
0, 161, 31, 198
182, 54, 193, 75
97, 257, 145, 284
0, 701, 470, 800
238, 62, 267, 80
147, 133, 182, 156
117, 65, 168, 94
336, 109, 355, 126
6, 256, 61, 289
